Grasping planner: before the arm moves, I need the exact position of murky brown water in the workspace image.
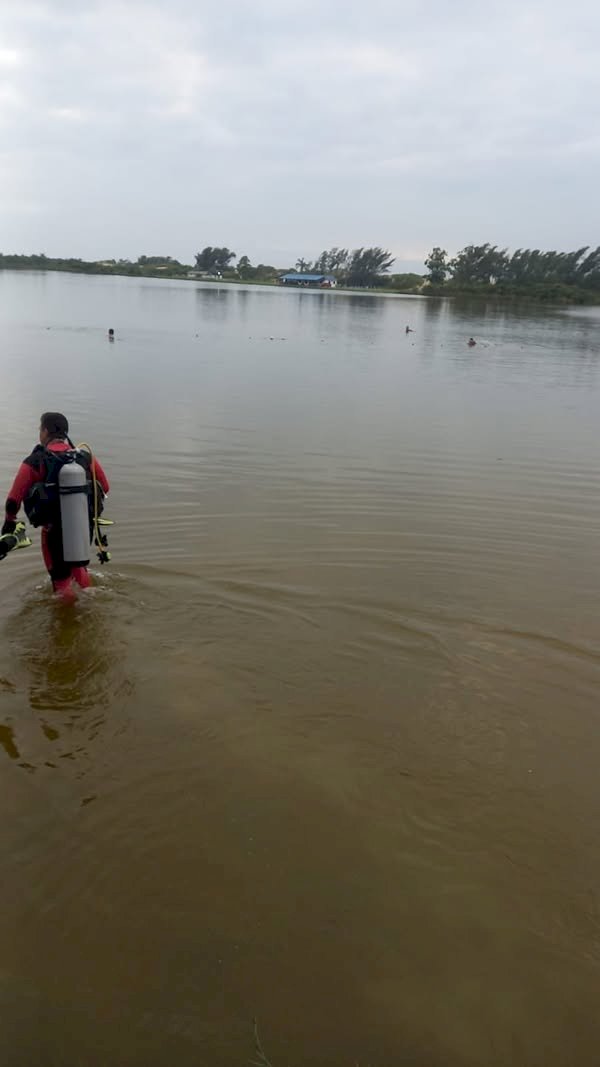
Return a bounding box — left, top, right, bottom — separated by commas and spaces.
1, 271, 599, 1066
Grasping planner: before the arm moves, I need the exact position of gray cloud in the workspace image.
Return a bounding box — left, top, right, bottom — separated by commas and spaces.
0, 0, 598, 270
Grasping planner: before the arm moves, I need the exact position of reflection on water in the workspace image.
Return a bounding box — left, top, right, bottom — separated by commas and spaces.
0, 576, 137, 778
0, 721, 20, 760
0, 272, 599, 1066
13, 593, 121, 713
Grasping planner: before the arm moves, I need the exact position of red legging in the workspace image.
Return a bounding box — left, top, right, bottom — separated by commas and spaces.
41, 526, 91, 594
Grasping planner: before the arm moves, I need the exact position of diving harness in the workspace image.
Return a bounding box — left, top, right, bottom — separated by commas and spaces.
1, 441, 113, 565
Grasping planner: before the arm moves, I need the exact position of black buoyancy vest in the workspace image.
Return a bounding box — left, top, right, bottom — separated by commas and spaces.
24, 446, 103, 528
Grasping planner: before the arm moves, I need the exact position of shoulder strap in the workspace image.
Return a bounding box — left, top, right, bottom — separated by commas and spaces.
22, 444, 46, 472
42, 448, 73, 485
74, 449, 92, 472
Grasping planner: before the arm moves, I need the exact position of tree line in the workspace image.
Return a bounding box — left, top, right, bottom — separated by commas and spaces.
0, 252, 193, 279
424, 244, 600, 296
195, 245, 396, 286
2, 244, 600, 302
196, 242, 600, 299
194, 245, 421, 290
291, 247, 394, 287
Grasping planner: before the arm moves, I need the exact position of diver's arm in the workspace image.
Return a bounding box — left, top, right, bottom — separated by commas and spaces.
2, 456, 42, 534
91, 457, 109, 495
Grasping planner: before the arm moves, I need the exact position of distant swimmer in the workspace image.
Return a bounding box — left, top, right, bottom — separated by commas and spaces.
468, 337, 476, 346
108, 328, 114, 341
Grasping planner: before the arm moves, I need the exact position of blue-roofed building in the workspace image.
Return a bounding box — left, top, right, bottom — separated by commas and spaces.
279, 272, 337, 288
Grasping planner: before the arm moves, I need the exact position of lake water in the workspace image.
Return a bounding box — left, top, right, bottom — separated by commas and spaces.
1, 270, 599, 1066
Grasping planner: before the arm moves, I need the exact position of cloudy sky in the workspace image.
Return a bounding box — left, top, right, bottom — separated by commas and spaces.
0, 0, 598, 270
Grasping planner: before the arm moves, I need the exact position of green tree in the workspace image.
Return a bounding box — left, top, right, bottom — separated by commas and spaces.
137, 255, 180, 266
385, 272, 423, 291
424, 247, 449, 284
345, 247, 394, 287
312, 250, 330, 274
313, 247, 349, 277
237, 254, 252, 277
576, 246, 600, 288
330, 248, 349, 276
449, 244, 508, 285
195, 247, 236, 273
253, 263, 279, 281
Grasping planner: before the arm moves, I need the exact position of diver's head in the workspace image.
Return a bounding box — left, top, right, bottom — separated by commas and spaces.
40, 411, 69, 446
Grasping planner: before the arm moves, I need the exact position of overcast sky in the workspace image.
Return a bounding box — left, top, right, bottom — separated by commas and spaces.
0, 0, 598, 270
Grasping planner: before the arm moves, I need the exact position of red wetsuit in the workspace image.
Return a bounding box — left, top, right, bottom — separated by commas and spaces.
4, 438, 109, 594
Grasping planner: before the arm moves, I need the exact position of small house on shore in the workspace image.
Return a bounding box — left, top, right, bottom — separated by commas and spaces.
279, 272, 336, 288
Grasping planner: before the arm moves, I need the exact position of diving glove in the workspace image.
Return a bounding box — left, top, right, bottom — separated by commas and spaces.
0, 522, 32, 558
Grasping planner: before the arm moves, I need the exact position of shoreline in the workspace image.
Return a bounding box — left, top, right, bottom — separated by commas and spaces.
1, 264, 598, 306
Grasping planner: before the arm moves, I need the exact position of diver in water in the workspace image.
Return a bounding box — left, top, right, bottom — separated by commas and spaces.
1, 412, 110, 597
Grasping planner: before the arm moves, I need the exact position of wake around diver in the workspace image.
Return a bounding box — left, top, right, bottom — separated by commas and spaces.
1, 411, 113, 599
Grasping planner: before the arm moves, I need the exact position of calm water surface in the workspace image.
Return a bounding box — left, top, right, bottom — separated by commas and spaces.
0, 271, 599, 1066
